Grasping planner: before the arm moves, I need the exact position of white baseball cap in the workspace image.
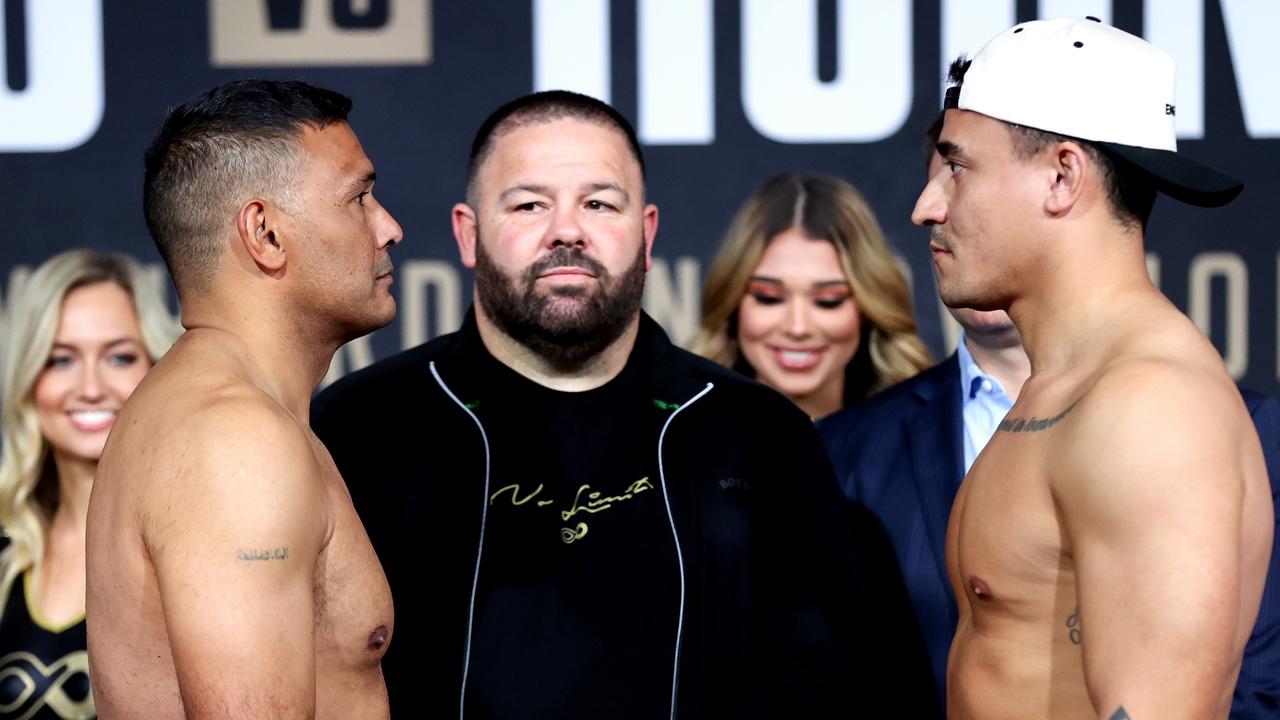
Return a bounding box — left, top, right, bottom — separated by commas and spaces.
944, 17, 1242, 207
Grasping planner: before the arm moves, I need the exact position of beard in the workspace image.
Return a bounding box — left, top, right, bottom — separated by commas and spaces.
474, 236, 647, 371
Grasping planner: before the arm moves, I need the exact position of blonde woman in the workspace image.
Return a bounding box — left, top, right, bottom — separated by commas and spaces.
691, 173, 932, 419
0, 250, 179, 719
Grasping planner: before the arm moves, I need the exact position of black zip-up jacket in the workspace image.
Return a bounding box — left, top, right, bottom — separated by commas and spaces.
312, 310, 936, 718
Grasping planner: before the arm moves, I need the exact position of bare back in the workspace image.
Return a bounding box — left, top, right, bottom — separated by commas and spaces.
946, 297, 1272, 719
86, 331, 393, 719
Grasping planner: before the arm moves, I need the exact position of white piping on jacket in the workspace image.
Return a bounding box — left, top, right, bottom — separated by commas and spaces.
430, 361, 491, 720
657, 381, 715, 720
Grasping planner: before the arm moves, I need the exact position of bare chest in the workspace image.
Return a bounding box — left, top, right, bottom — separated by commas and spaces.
311, 440, 395, 671
948, 429, 1071, 617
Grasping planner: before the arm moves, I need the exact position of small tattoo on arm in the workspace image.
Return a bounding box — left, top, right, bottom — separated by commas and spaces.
998, 398, 1080, 433
237, 546, 289, 561
1108, 707, 1131, 720
1066, 607, 1081, 645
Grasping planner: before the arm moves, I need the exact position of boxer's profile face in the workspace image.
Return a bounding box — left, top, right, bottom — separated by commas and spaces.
913, 109, 1044, 312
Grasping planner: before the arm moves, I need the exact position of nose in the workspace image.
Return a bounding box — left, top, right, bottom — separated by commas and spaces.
78, 363, 106, 402
375, 199, 403, 249
546, 202, 586, 249
783, 298, 812, 339
911, 175, 948, 227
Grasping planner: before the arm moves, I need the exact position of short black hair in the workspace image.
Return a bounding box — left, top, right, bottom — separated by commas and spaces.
464, 90, 646, 204
945, 57, 1155, 229
143, 79, 352, 296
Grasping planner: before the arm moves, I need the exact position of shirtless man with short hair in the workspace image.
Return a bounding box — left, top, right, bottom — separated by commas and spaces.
85, 79, 401, 719
912, 19, 1273, 719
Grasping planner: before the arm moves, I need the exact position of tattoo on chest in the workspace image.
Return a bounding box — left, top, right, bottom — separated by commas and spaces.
1108, 707, 1131, 720
237, 546, 289, 561
997, 398, 1080, 433
1066, 607, 1081, 644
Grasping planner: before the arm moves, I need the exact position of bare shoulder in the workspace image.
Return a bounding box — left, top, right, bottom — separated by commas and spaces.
131, 389, 330, 558
1051, 353, 1249, 513
1075, 353, 1241, 437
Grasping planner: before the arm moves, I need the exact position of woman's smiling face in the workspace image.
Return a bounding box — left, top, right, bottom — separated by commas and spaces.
736, 229, 861, 413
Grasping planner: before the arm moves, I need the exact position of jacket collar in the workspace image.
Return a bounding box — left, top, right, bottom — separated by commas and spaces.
433, 306, 705, 403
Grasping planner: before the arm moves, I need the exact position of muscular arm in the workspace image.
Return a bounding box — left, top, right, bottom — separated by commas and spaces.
142, 399, 330, 719
1054, 365, 1263, 719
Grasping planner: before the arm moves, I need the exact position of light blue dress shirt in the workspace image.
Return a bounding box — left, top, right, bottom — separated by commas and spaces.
956, 333, 1015, 473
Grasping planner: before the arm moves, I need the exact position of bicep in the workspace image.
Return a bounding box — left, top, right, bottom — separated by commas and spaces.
147, 428, 326, 718
1058, 394, 1244, 718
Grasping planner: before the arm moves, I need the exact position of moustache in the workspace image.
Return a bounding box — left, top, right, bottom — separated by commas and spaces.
930, 228, 951, 251
374, 257, 394, 276
527, 247, 607, 279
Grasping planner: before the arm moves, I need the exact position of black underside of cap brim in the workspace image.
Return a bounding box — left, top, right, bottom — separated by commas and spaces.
1096, 141, 1243, 208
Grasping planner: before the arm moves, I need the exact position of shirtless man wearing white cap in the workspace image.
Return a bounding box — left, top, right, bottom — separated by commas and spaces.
913, 17, 1272, 719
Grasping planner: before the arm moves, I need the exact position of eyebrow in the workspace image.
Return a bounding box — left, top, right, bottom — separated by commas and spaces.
498, 182, 631, 205
935, 141, 966, 162
498, 184, 549, 203
586, 182, 629, 204
342, 170, 377, 194
749, 276, 850, 289
50, 337, 142, 351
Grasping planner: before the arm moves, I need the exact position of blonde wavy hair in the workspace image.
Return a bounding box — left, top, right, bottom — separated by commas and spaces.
0, 249, 181, 620
690, 173, 932, 406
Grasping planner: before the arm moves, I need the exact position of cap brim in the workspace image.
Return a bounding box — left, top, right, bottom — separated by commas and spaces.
1096, 142, 1243, 208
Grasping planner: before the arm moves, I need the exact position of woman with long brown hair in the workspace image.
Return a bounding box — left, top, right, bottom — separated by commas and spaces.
691, 173, 932, 419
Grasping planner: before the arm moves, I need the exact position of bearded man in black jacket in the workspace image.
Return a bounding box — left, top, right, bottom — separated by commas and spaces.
312, 90, 934, 719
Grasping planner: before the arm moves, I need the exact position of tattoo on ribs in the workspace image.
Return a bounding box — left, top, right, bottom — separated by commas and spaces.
1108, 707, 1132, 720
1066, 607, 1081, 645
237, 546, 289, 561
997, 398, 1080, 433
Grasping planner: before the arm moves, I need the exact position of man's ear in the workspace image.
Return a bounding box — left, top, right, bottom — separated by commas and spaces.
453, 202, 479, 269
1046, 141, 1089, 217
641, 203, 659, 271
236, 199, 287, 277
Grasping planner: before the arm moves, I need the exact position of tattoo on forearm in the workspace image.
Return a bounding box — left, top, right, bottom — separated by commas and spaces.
998, 398, 1080, 433
1066, 607, 1081, 645
237, 546, 289, 561
1108, 707, 1131, 720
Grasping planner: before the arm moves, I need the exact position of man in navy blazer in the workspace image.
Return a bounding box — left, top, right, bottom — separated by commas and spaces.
819, 312, 1280, 719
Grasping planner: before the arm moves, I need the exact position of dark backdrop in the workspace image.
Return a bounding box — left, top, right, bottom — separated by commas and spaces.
2, 1, 1277, 393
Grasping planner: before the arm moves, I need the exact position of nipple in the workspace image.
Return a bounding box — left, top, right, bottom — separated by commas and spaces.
368, 624, 389, 651
970, 576, 993, 600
